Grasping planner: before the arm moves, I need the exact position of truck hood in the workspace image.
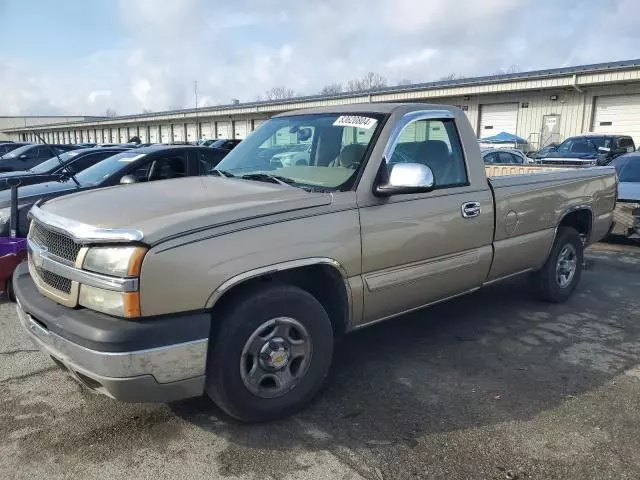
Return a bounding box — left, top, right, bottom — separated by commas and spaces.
542, 152, 599, 160
618, 182, 640, 202
39, 176, 334, 244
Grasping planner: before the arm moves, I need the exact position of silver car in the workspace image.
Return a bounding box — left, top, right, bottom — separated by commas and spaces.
481, 148, 532, 165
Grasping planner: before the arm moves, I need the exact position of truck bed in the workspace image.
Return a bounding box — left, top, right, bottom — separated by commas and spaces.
485, 165, 617, 281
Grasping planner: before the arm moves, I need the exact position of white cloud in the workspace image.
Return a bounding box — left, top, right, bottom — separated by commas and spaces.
2, 0, 640, 116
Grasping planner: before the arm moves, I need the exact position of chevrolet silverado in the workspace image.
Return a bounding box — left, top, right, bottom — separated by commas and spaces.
14, 103, 617, 422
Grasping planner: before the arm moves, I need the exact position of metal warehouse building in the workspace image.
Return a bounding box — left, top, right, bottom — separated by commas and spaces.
4, 59, 640, 149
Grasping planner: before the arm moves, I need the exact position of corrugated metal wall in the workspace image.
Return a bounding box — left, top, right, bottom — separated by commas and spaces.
11, 82, 640, 148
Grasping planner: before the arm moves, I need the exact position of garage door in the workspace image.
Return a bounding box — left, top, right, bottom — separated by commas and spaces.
149, 126, 158, 143
173, 124, 185, 142
479, 103, 519, 138
234, 121, 248, 139
186, 123, 197, 142
593, 94, 640, 147
160, 125, 170, 143
200, 122, 213, 140
139, 127, 148, 143
119, 129, 128, 143
217, 121, 230, 139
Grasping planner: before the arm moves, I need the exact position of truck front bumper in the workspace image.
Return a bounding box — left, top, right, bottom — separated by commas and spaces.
13, 263, 211, 403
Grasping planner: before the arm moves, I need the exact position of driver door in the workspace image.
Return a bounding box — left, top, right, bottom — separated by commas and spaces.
358, 114, 494, 324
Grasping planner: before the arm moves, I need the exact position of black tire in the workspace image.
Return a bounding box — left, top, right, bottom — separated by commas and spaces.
531, 227, 584, 303
205, 283, 334, 422
6, 279, 15, 302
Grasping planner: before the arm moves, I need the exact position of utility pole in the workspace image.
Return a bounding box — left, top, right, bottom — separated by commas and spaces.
194, 80, 199, 142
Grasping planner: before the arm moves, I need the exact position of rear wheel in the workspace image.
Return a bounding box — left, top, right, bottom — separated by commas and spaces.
205, 283, 334, 422
531, 227, 583, 303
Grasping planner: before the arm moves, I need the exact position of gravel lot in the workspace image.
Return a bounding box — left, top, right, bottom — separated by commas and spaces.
1, 243, 640, 480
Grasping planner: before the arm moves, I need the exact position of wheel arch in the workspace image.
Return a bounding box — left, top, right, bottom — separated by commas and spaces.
557, 206, 593, 244
206, 258, 352, 339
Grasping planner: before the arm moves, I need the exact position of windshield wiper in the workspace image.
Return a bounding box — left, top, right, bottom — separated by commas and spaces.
209, 168, 235, 178
34, 133, 81, 188
240, 173, 298, 187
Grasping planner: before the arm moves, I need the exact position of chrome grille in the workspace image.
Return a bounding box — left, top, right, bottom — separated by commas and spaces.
30, 221, 82, 262
34, 265, 72, 294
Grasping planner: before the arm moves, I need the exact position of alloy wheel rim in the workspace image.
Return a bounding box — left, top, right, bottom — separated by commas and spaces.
556, 243, 578, 288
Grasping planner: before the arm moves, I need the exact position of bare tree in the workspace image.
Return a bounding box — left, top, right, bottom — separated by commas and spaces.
263, 86, 296, 101
142, 108, 153, 114
105, 108, 118, 117
346, 72, 387, 92
491, 65, 520, 76
438, 73, 457, 81
320, 83, 343, 95
397, 78, 413, 86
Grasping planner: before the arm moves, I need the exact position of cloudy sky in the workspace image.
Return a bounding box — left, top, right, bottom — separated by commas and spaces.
1, 0, 639, 116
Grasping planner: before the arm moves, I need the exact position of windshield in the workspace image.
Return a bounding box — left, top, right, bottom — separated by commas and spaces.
1, 144, 33, 158
614, 157, 640, 182
556, 136, 609, 154
75, 151, 146, 186
29, 150, 82, 173
215, 113, 383, 190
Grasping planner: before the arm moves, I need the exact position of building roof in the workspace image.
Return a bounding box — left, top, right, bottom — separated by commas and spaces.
5, 58, 640, 132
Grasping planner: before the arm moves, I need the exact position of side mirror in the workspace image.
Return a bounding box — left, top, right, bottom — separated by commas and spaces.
375, 163, 435, 197
19, 154, 28, 160
120, 175, 138, 185
598, 146, 611, 154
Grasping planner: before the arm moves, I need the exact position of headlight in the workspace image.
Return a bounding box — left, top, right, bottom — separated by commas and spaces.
79, 284, 140, 317
83, 246, 147, 277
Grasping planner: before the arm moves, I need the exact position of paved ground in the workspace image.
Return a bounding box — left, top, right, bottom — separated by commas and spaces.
1, 243, 640, 480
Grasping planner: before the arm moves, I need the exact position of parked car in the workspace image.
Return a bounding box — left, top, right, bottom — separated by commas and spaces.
608, 153, 640, 239
539, 134, 635, 166
13, 103, 616, 422
75, 143, 97, 148
481, 148, 531, 164
0, 144, 80, 171
96, 143, 136, 149
201, 138, 242, 150
0, 142, 31, 157
526, 143, 559, 160
0, 145, 227, 237
0, 147, 128, 191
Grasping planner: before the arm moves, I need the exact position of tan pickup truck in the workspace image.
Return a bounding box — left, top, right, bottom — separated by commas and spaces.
14, 103, 617, 422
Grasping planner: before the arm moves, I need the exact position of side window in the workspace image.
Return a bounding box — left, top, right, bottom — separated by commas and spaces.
388, 119, 468, 188
146, 153, 188, 181
129, 161, 153, 182
498, 151, 520, 164
617, 137, 634, 150
198, 150, 226, 175
483, 152, 498, 164
34, 147, 50, 159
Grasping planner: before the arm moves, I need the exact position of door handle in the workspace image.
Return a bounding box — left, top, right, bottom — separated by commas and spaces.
461, 201, 481, 218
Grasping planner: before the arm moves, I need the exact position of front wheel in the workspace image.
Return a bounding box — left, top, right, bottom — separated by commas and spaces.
205, 284, 334, 422
531, 227, 584, 303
